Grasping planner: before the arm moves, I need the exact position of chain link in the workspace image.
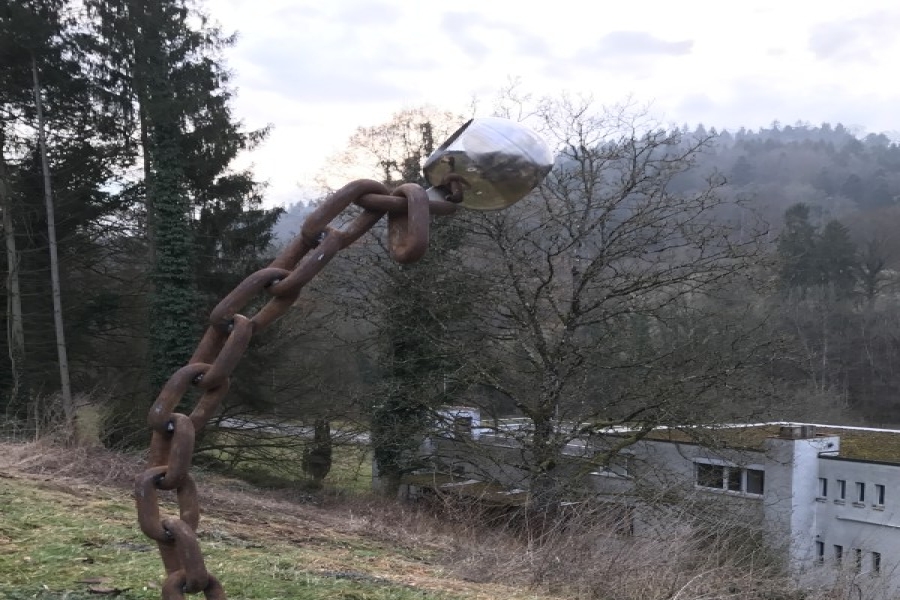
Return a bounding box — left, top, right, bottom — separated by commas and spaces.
134, 179, 460, 599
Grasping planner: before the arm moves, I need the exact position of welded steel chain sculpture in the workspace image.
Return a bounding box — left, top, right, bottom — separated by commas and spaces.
133, 117, 553, 599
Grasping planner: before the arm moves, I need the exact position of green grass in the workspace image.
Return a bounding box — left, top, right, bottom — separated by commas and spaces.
198, 431, 373, 493
327, 445, 374, 493
0, 437, 554, 600
0, 476, 461, 600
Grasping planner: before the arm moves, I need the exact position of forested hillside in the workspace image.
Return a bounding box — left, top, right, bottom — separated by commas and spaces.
276, 119, 900, 431
702, 122, 900, 227
696, 123, 900, 424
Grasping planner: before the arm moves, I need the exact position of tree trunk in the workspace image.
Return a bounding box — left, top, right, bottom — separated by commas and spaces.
302, 419, 333, 489
0, 129, 26, 411
135, 0, 198, 389
32, 55, 75, 439
529, 408, 563, 510
139, 101, 156, 261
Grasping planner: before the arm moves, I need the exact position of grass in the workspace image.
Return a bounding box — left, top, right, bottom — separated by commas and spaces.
327, 444, 374, 493
1, 431, 836, 600
830, 430, 900, 463
0, 442, 549, 600
197, 430, 374, 493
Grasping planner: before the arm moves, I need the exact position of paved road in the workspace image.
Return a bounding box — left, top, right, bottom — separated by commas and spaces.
217, 418, 370, 444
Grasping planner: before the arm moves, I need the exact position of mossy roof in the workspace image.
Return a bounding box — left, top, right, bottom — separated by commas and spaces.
641, 424, 900, 464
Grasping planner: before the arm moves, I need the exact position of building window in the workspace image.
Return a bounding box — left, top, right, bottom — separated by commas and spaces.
837, 479, 847, 500
696, 463, 725, 489
695, 463, 764, 495
599, 455, 631, 478
746, 469, 765, 494
873, 551, 882, 575
452, 416, 473, 439
727, 468, 742, 491
875, 484, 885, 507
818, 477, 828, 498
853, 548, 862, 573
834, 545, 843, 565
815, 541, 825, 565
856, 482, 866, 503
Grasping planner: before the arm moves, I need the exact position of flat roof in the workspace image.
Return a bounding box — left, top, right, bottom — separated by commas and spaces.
637, 422, 900, 464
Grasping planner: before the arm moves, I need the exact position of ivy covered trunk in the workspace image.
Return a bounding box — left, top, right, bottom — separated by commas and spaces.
146, 124, 197, 387
131, 0, 198, 387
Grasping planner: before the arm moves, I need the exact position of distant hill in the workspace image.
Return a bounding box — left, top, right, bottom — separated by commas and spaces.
701, 123, 900, 227
272, 200, 315, 243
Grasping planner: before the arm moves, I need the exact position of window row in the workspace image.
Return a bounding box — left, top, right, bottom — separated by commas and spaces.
695, 463, 764, 495
814, 542, 881, 574
817, 478, 885, 506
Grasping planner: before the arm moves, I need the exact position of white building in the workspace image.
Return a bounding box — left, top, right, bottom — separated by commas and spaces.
409, 416, 900, 596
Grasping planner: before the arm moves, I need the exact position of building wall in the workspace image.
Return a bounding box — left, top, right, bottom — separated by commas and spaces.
427, 432, 768, 536
761, 434, 840, 578
807, 457, 900, 596
416, 420, 900, 595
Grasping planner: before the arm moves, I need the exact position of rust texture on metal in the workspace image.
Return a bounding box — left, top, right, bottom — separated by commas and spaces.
134, 179, 459, 599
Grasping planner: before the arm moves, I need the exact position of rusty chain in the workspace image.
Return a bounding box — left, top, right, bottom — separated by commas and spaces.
135, 177, 462, 599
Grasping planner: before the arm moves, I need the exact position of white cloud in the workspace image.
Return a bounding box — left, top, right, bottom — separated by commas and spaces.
579, 31, 693, 59
809, 10, 900, 63
207, 0, 900, 208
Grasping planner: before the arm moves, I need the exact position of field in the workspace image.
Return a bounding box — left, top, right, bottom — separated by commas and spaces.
0, 442, 548, 600
0, 438, 831, 600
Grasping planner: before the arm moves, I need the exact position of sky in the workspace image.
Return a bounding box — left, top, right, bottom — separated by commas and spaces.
207, 0, 900, 208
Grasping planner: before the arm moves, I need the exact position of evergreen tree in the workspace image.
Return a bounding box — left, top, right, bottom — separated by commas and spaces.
0, 0, 132, 419
729, 155, 755, 186
817, 220, 858, 298
324, 108, 481, 495
372, 132, 468, 494
86, 0, 280, 398
841, 173, 865, 205
371, 215, 479, 494
0, 0, 67, 412
858, 238, 888, 305
777, 204, 819, 291
776, 204, 858, 299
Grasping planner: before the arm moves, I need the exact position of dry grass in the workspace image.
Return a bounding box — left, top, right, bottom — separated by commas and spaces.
0, 441, 552, 600
0, 440, 873, 600
372, 493, 803, 600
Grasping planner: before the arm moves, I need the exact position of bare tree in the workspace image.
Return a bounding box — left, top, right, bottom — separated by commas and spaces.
450, 97, 777, 505
312, 106, 484, 495
307, 99, 778, 503
317, 105, 462, 191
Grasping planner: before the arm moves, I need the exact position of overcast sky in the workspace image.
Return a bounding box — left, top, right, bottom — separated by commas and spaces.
207, 0, 900, 208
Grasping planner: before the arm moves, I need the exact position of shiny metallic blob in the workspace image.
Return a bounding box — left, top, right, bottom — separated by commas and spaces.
422, 117, 554, 211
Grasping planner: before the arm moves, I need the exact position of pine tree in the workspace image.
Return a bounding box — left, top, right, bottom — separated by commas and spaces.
777, 204, 819, 292
86, 0, 280, 395
777, 205, 858, 299
0, 0, 130, 420
0, 0, 67, 414
817, 220, 858, 298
